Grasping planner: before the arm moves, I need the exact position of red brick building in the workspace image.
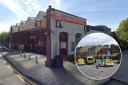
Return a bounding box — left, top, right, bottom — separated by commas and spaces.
10, 5, 87, 66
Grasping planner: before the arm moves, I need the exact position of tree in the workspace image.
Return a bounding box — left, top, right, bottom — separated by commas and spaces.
109, 31, 128, 50
116, 18, 128, 41
109, 31, 118, 41
115, 18, 128, 50
0, 32, 10, 47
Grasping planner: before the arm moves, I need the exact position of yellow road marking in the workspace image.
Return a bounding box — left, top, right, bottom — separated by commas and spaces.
16, 74, 25, 82
7, 65, 25, 83
7, 65, 13, 72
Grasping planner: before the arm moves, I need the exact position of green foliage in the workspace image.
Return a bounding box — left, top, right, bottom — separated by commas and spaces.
116, 18, 128, 41
108, 31, 120, 45
0, 32, 10, 47
108, 31, 118, 41
112, 54, 121, 60
111, 44, 120, 51
109, 18, 128, 50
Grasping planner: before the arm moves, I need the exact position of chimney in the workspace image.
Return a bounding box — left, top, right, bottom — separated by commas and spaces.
49, 5, 52, 9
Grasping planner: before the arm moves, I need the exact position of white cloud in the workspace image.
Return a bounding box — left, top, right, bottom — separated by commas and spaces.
54, 0, 61, 8
86, 7, 128, 12
0, 22, 11, 33
0, 0, 29, 19
0, 0, 31, 32
19, 0, 41, 13
50, 0, 62, 9
0, 0, 42, 33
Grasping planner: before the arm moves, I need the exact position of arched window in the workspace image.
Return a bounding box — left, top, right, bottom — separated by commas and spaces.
75, 33, 82, 45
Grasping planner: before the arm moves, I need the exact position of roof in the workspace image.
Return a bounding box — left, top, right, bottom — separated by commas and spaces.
79, 45, 93, 52
51, 8, 86, 21
26, 17, 35, 23
35, 11, 46, 20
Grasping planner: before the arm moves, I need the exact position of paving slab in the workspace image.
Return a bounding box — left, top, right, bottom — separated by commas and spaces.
111, 51, 128, 84
5, 52, 105, 85
4, 51, 128, 85
0, 53, 25, 85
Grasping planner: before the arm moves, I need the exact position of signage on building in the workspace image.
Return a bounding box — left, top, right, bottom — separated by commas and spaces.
51, 11, 86, 25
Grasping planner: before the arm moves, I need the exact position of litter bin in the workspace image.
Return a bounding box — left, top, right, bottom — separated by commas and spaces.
52, 55, 63, 68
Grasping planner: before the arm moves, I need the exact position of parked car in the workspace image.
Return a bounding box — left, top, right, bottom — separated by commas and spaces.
77, 58, 85, 65
0, 46, 10, 51
87, 56, 95, 64
99, 59, 114, 67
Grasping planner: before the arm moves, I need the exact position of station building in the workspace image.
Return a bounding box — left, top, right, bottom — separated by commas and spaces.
10, 6, 110, 66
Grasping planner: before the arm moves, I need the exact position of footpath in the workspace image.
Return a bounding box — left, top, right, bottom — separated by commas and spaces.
4, 52, 108, 85
0, 52, 25, 85
4, 51, 128, 85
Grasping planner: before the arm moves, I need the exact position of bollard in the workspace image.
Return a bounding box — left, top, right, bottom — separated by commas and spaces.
29, 54, 31, 60
24, 52, 26, 58
20, 54, 22, 56
20, 51, 22, 56
36, 56, 38, 64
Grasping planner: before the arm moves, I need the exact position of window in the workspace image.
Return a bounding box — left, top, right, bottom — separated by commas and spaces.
55, 18, 63, 28
84, 25, 90, 32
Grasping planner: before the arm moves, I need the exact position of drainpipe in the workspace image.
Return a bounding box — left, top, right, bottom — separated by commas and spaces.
45, 5, 52, 66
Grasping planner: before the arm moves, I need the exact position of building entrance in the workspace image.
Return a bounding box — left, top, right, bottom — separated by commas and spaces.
59, 32, 68, 56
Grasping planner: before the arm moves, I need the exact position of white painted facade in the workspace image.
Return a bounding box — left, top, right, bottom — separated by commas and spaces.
11, 6, 87, 59
50, 10, 86, 58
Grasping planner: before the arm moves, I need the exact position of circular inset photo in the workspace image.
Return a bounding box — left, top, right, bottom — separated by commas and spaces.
75, 32, 122, 80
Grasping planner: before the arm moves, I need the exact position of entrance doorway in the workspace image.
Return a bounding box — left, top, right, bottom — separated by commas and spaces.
59, 32, 68, 55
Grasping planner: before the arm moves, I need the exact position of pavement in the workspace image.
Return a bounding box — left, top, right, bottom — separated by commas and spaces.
4, 52, 110, 85
101, 50, 128, 85
0, 52, 26, 85
79, 64, 119, 80
2, 50, 128, 85
111, 51, 128, 84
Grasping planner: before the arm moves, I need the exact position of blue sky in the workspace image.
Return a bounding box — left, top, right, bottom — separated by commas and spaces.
0, 0, 128, 33
77, 32, 118, 47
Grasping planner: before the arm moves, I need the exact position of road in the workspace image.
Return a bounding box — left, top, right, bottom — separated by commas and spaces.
0, 52, 26, 85
78, 64, 119, 80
